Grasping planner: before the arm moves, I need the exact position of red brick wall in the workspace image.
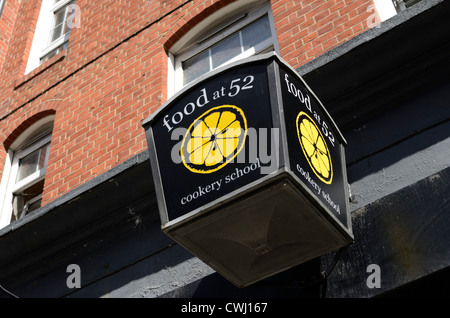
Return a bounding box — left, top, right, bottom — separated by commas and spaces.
0, 0, 378, 207
0, 0, 20, 72
273, 0, 375, 67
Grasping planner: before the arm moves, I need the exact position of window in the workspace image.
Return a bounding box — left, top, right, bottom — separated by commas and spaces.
372, 0, 397, 21
9, 135, 50, 222
169, 1, 279, 96
0, 117, 53, 229
0, 0, 5, 18
25, 0, 76, 74
40, 0, 76, 63
373, 0, 426, 22
182, 16, 273, 85
392, 0, 425, 12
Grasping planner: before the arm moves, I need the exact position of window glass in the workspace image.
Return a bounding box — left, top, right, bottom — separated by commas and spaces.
181, 15, 273, 86
49, 1, 74, 44
183, 50, 210, 86
11, 180, 45, 223
242, 17, 271, 51
16, 149, 41, 182
50, 7, 66, 42
16, 143, 49, 182
28, 198, 42, 213
211, 33, 241, 69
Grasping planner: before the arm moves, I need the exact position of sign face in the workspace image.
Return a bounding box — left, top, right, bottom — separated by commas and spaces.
280, 66, 348, 227
151, 63, 275, 222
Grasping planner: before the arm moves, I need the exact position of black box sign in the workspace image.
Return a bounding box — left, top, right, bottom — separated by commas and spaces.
143, 52, 350, 233
142, 53, 353, 287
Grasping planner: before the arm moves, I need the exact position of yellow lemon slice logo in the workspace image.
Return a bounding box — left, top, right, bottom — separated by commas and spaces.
296, 111, 333, 184
181, 105, 247, 174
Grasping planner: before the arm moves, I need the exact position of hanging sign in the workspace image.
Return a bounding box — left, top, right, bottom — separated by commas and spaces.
143, 53, 353, 287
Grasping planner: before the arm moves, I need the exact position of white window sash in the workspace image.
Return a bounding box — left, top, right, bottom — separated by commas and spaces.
12, 135, 50, 191
40, 38, 69, 60
15, 133, 51, 159
11, 167, 47, 195
52, 0, 73, 12
40, 0, 73, 60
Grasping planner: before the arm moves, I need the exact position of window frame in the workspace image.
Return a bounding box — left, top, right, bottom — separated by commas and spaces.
168, 2, 279, 96
392, 0, 424, 12
25, 0, 75, 74
372, 0, 425, 25
372, 0, 398, 21
0, 0, 6, 18
0, 116, 54, 229
40, 0, 75, 63
10, 134, 51, 195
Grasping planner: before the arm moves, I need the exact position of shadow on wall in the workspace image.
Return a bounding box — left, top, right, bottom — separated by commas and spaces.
344, 81, 450, 183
